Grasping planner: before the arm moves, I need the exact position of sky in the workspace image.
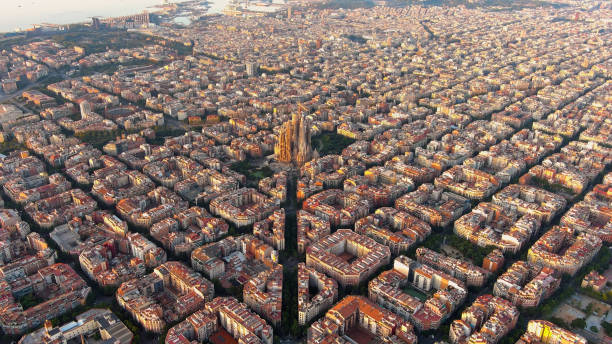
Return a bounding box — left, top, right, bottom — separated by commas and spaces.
0, 0, 228, 33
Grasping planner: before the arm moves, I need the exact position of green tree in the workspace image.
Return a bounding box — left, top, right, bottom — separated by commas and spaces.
601, 321, 612, 336
103, 285, 117, 296
571, 318, 586, 329
550, 317, 567, 328
158, 331, 167, 344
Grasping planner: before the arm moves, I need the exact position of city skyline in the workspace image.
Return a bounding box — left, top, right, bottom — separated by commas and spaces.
0, 0, 610, 344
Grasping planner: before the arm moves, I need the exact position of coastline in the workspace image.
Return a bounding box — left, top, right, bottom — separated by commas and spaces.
0, 0, 195, 34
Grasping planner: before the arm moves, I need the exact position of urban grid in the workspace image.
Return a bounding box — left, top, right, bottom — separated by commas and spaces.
0, 0, 610, 344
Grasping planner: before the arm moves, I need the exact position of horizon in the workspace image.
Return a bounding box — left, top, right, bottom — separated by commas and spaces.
0, 0, 222, 33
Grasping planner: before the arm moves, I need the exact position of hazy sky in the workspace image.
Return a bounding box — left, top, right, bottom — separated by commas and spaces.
0, 0, 229, 32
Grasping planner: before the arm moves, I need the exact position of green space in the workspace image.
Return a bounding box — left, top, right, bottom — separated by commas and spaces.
549, 316, 569, 328
317, 0, 374, 9
18, 293, 45, 309
344, 34, 368, 44
503, 247, 612, 344
212, 279, 243, 301
585, 246, 611, 274
403, 287, 429, 302
602, 321, 612, 337
230, 160, 274, 182
570, 317, 586, 329
68, 112, 81, 121
280, 266, 300, 337
0, 35, 28, 51
312, 132, 356, 156
226, 223, 253, 237
0, 27, 192, 61
38, 74, 66, 88
411, 232, 494, 266
0, 139, 25, 155
50, 30, 191, 56
102, 286, 118, 297
578, 247, 612, 302
148, 125, 187, 145
75, 129, 127, 150
445, 234, 495, 266
580, 286, 612, 303
35, 86, 67, 105
76, 60, 164, 77
530, 176, 576, 197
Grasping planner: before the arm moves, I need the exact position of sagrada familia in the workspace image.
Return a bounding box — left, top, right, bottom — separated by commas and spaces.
274, 113, 313, 166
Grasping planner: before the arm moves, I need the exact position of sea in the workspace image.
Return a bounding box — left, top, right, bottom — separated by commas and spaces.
0, 0, 230, 33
